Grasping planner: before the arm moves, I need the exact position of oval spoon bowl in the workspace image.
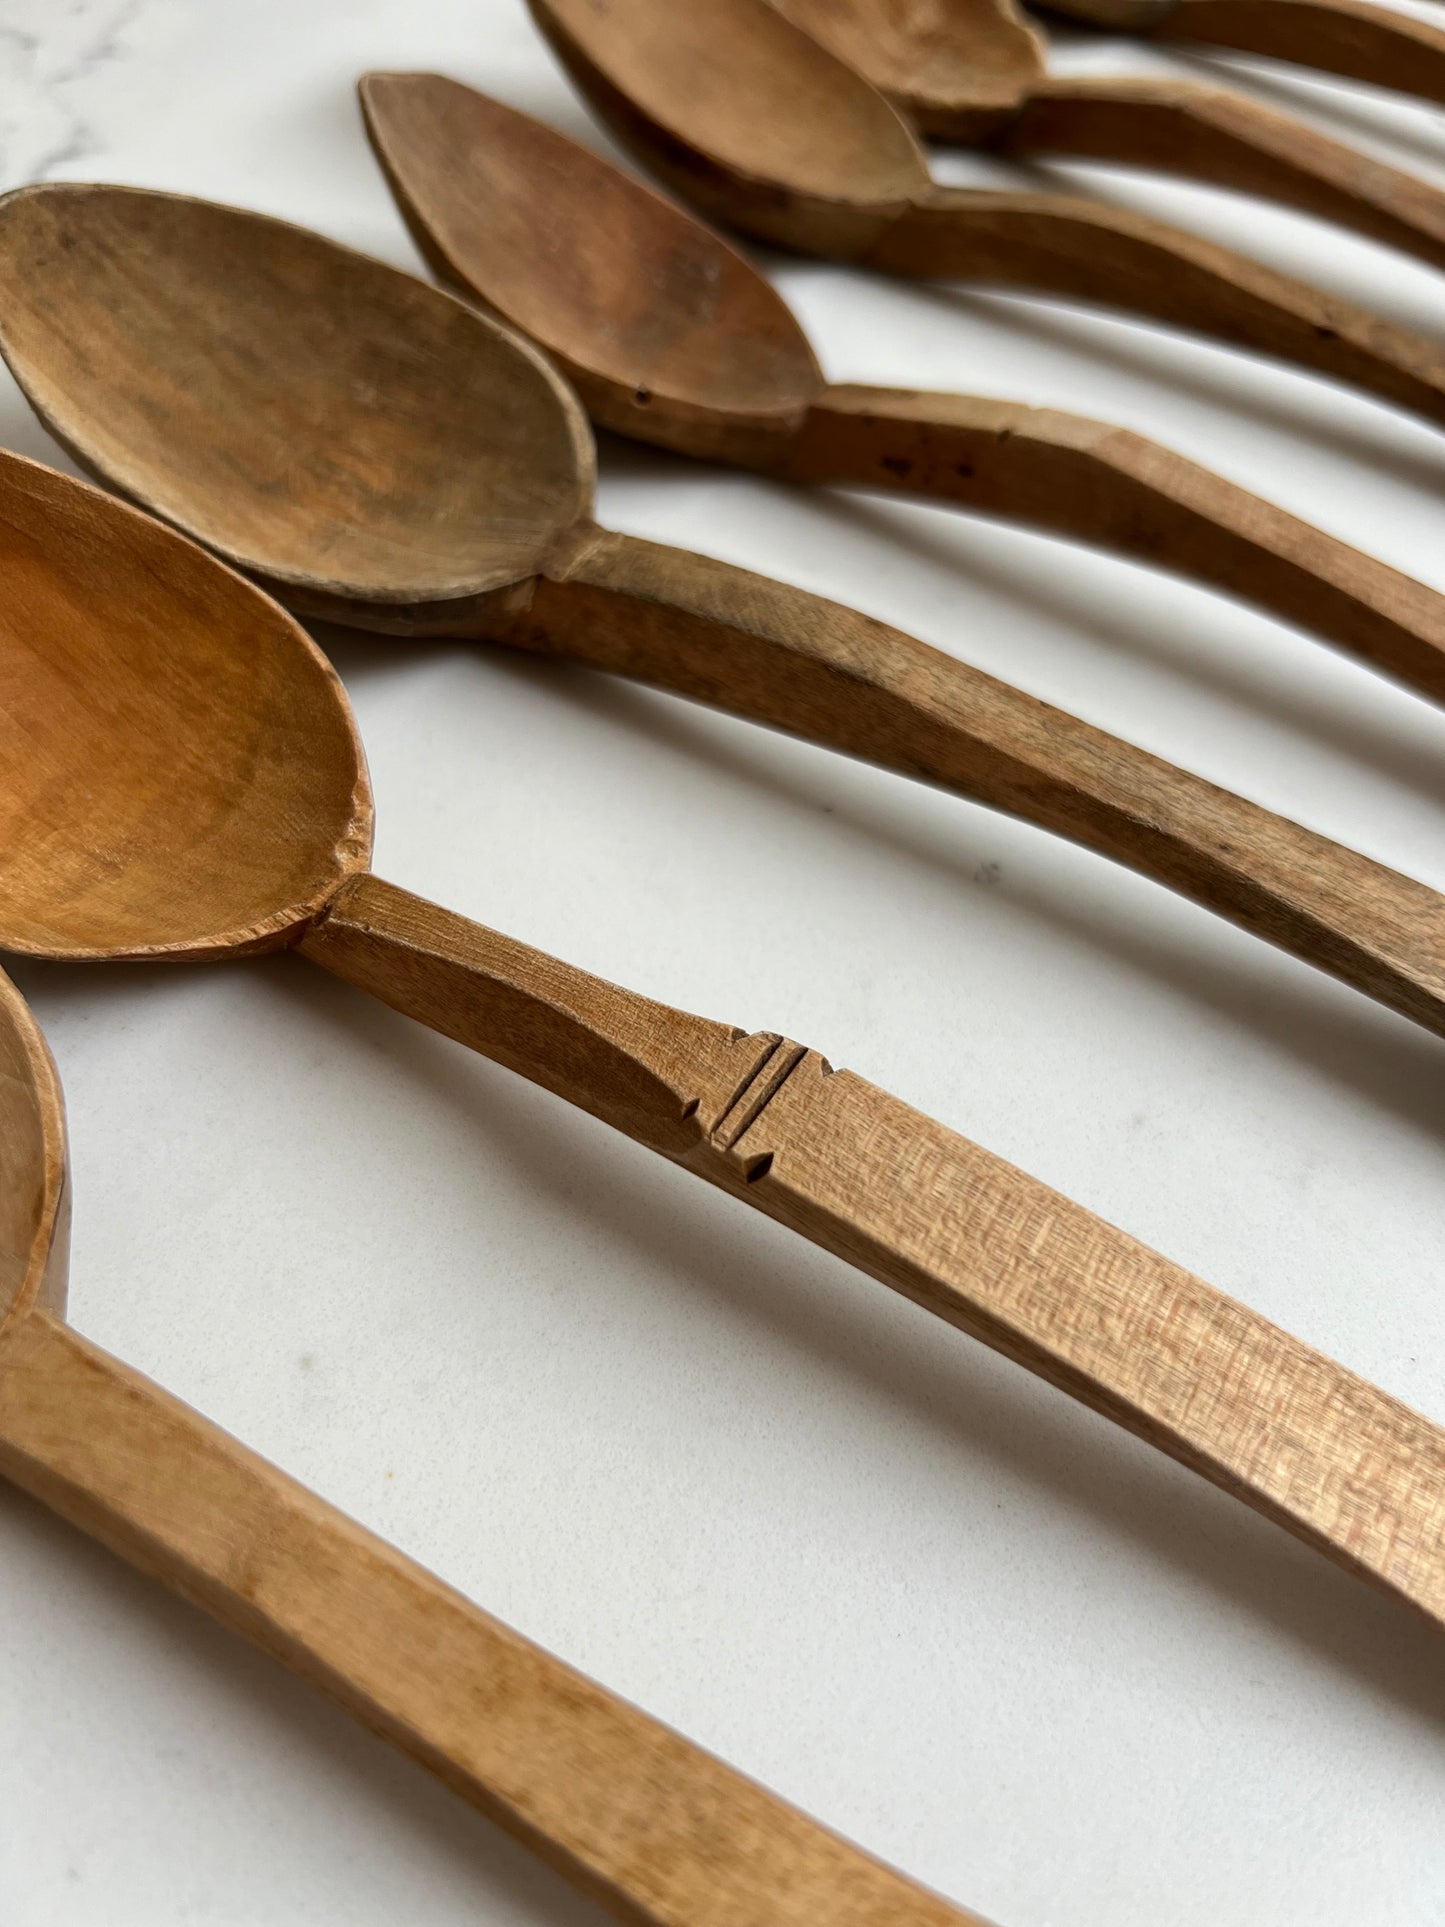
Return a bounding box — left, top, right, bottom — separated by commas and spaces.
360, 72, 823, 464
0, 450, 372, 961
0, 183, 596, 621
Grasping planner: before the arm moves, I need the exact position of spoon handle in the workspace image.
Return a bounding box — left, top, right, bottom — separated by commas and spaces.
780, 382, 1445, 702
863, 188, 1445, 430
0, 1307, 982, 1927
298, 875, 1445, 1629
1123, 0, 1445, 105
496, 527, 1445, 1040
989, 75, 1445, 275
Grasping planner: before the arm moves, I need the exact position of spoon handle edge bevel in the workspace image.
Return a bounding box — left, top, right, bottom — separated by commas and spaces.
1146, 0, 1445, 104
491, 527, 1445, 1041
781, 382, 1445, 702
0, 1307, 983, 1927
297, 875, 1445, 1630
990, 75, 1445, 274
862, 187, 1445, 431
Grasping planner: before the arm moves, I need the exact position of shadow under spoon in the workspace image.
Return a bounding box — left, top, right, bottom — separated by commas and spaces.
1038, 0, 1445, 108
769, 0, 1445, 272
358, 72, 1445, 710
525, 0, 1445, 432
2, 448, 1445, 1634
0, 965, 992, 1927
0, 182, 1441, 1039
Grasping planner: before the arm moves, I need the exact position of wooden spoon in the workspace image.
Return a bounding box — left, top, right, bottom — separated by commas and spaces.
1041, 0, 1445, 108
2, 182, 1443, 1044
0, 966, 991, 1927
359, 72, 1445, 709
524, 0, 1445, 431
5, 451, 1445, 1637
770, 0, 1445, 272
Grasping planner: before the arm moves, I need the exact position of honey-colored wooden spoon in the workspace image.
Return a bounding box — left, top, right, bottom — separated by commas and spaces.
360, 73, 1445, 707
525, 0, 1445, 430
769, 0, 1445, 271
3, 451, 1445, 1635
0, 966, 992, 1927
1, 183, 1442, 1043
1042, 0, 1445, 107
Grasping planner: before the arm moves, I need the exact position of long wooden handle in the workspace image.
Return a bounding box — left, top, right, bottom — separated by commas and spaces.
862, 187, 1445, 430
780, 381, 1445, 701
1142, 0, 1445, 104
491, 526, 1445, 1039
0, 1306, 983, 1927
984, 75, 1445, 274
297, 874, 1445, 1630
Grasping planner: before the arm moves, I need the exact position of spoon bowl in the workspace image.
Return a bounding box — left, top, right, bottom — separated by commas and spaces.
0, 969, 67, 1329
773, 0, 1044, 134
0, 450, 371, 961
0, 184, 594, 625
533, 0, 930, 254
360, 73, 822, 462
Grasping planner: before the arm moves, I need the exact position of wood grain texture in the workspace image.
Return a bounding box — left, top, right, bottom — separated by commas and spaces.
0, 448, 372, 963
0, 968, 987, 1927
0, 1312, 984, 1927
783, 384, 1445, 699
498, 523, 1445, 1039
776, 0, 1445, 267
1083, 0, 1445, 103
5, 381, 1445, 1048
359, 76, 1445, 709
529, 0, 1445, 428
774, 0, 1045, 137
1000, 76, 1445, 274
3, 436, 1445, 1638
296, 876, 1445, 1633
860, 189, 1445, 428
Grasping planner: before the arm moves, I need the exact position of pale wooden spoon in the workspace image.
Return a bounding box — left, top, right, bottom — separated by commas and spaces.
1, 184, 1442, 1042
360, 72, 1445, 706
771, 0, 1445, 271
1041, 0, 1445, 106
525, 0, 1445, 430
0, 964, 991, 1927
5, 452, 1445, 1633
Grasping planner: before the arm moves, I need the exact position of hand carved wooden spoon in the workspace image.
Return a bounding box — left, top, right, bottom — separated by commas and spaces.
769, 0, 1445, 272
525, 0, 1445, 431
5, 450, 1445, 1633
1041, 0, 1445, 108
0, 964, 992, 1927
2, 182, 1442, 1043
359, 72, 1445, 708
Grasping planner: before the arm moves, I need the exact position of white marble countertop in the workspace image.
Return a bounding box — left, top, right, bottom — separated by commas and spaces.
3, 2, 1445, 1922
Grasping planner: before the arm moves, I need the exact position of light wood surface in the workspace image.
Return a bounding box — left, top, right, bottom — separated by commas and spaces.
1047, 0, 1445, 104
527, 0, 1445, 429
3, 453, 1445, 1632
774, 0, 1445, 270
0, 968, 988, 1927
300, 875, 1445, 1634
2, 201, 1444, 1036
359, 74, 1445, 706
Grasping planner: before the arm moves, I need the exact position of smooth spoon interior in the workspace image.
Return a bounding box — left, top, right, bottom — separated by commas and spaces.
359, 73, 825, 462
0, 451, 372, 960
0, 186, 594, 629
